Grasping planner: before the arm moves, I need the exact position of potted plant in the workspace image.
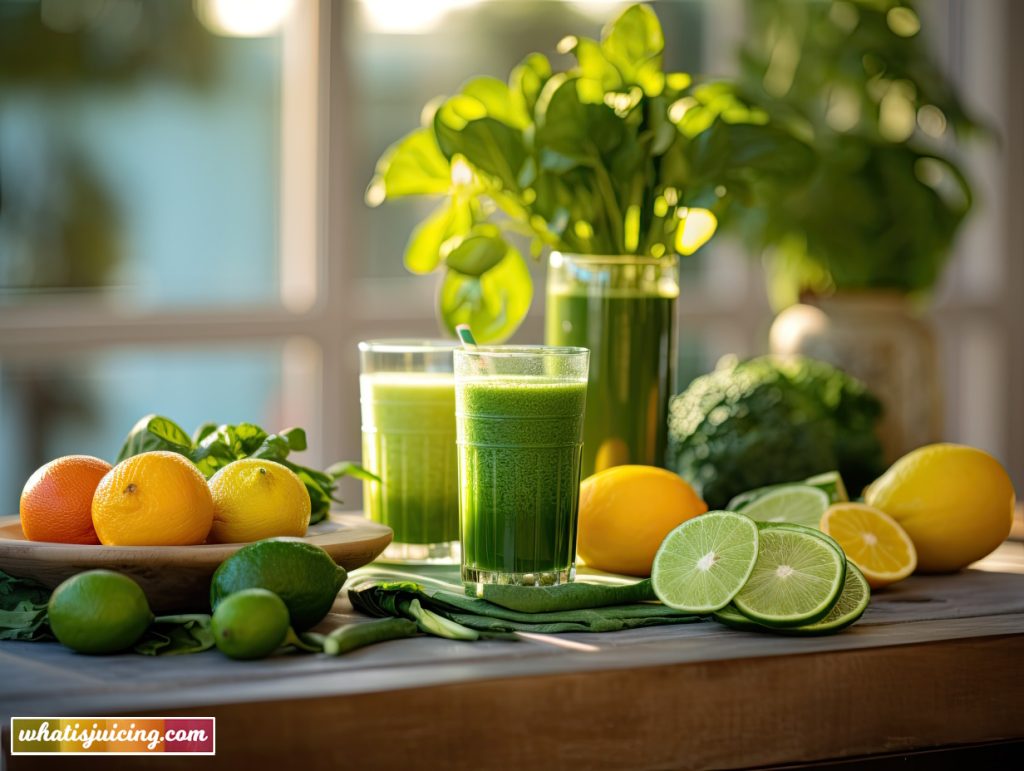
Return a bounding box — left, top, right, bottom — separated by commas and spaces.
729, 0, 980, 459
367, 3, 811, 477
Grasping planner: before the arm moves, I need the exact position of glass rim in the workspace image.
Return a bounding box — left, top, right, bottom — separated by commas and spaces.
550, 251, 678, 266
454, 344, 589, 359
358, 338, 461, 354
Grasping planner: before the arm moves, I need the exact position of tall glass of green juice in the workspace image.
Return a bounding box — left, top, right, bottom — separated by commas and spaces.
545, 253, 679, 477
454, 345, 589, 589
359, 340, 460, 563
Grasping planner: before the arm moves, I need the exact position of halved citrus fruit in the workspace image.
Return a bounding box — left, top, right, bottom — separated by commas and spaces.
820, 502, 917, 589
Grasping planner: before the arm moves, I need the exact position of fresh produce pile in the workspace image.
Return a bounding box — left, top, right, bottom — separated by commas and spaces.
18, 414, 374, 547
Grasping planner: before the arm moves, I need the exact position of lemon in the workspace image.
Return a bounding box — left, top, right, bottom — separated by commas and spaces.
48, 570, 153, 654
865, 444, 1015, 573
208, 459, 311, 543
577, 465, 708, 577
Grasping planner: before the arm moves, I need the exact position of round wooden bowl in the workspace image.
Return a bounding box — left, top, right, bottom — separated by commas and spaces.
0, 513, 392, 614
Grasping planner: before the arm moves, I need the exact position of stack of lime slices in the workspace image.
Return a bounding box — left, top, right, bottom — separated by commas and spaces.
652, 504, 870, 636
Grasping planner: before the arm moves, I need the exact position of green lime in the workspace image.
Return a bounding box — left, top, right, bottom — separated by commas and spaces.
651, 510, 759, 613
48, 570, 153, 654
210, 539, 347, 630
735, 484, 831, 529
716, 563, 870, 636
211, 588, 290, 660
727, 472, 847, 513
733, 524, 846, 627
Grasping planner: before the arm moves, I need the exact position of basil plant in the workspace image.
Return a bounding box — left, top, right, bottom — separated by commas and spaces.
367, 4, 811, 342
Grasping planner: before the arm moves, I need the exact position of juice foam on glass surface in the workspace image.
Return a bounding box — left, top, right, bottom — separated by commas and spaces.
457, 375, 587, 584
361, 372, 458, 548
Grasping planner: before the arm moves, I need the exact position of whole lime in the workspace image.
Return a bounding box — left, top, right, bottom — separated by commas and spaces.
48, 570, 153, 654
211, 588, 290, 660
210, 539, 347, 630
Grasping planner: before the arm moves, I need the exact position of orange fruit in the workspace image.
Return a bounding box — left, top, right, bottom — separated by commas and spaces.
577, 465, 708, 577
91, 451, 214, 546
820, 502, 917, 589
20, 455, 112, 544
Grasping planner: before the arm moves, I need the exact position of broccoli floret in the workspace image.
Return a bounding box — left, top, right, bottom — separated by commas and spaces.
667, 355, 884, 508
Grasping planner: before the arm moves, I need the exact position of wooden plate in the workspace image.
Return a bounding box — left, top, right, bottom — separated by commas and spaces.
0, 513, 392, 614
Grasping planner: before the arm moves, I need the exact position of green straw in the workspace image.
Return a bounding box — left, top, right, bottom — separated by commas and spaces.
455, 324, 478, 348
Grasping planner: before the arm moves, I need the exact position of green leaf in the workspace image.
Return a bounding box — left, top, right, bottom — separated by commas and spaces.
192, 421, 218, 445
439, 245, 532, 343
325, 461, 381, 484
434, 97, 527, 191
366, 128, 451, 205
509, 52, 551, 117
280, 427, 308, 452
405, 199, 471, 274
117, 414, 193, 463
601, 4, 665, 95
134, 615, 214, 656
444, 225, 508, 276
461, 76, 528, 129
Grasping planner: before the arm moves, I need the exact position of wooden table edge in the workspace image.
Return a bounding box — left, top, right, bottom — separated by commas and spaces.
6, 631, 1022, 771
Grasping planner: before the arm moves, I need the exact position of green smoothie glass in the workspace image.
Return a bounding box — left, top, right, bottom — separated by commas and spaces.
454, 345, 589, 589
360, 340, 459, 563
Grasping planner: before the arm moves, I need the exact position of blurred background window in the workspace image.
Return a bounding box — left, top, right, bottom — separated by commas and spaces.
1, 0, 1020, 510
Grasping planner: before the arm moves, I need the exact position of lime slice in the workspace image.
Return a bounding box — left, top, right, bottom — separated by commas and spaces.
651, 510, 760, 613
715, 563, 870, 636
757, 521, 846, 561
711, 604, 763, 632
727, 472, 847, 512
733, 525, 846, 627
737, 485, 830, 529
786, 562, 870, 634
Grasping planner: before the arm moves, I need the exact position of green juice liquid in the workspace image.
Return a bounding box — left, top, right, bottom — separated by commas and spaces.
545, 288, 677, 477
360, 373, 458, 545
457, 376, 587, 580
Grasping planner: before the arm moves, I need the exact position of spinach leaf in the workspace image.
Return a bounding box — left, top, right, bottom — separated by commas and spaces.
116, 415, 193, 462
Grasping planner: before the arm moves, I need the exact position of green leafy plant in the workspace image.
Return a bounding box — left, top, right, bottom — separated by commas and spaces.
117, 415, 377, 525
368, 3, 812, 341
732, 0, 979, 305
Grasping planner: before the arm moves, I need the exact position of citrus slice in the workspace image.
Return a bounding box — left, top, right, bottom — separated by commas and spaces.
820, 502, 917, 588
714, 562, 870, 636
733, 524, 846, 627
737, 485, 830, 529
651, 510, 760, 613
726, 472, 847, 513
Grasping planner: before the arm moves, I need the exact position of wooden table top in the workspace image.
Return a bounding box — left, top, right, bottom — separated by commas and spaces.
3, 541, 1023, 770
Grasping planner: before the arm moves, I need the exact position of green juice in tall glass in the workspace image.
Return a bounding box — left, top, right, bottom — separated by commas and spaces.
545, 253, 678, 477
360, 371, 459, 556
456, 364, 588, 586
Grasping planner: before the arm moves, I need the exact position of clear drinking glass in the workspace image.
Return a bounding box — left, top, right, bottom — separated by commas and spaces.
454, 345, 589, 589
545, 252, 679, 477
359, 340, 460, 563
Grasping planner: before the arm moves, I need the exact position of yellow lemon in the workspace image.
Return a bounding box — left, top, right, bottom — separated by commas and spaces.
208, 459, 311, 544
864, 443, 1015, 573
577, 465, 708, 577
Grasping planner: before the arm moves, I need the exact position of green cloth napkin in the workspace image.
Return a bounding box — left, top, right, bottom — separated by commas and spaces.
1, 570, 214, 655
348, 566, 701, 634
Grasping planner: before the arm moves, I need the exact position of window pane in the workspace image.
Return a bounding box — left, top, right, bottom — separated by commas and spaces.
0, 0, 286, 308
0, 340, 316, 509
